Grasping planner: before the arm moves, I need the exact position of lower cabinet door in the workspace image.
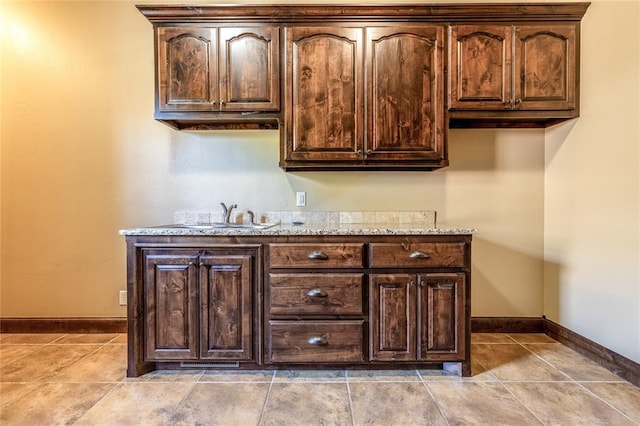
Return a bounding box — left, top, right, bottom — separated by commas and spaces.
370, 272, 466, 362
369, 274, 417, 361
419, 273, 466, 361
267, 320, 365, 363
200, 254, 254, 360
144, 252, 199, 361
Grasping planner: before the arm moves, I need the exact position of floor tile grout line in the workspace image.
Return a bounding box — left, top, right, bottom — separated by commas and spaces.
417, 370, 452, 426
468, 354, 499, 382
161, 373, 203, 426
573, 380, 640, 424
1, 342, 108, 384
257, 370, 276, 426
517, 340, 577, 383
498, 381, 545, 425
72, 380, 124, 424
345, 374, 356, 426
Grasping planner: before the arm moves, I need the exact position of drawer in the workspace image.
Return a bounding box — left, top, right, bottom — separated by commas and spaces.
269, 243, 364, 268
269, 273, 364, 316
369, 242, 465, 268
267, 320, 365, 363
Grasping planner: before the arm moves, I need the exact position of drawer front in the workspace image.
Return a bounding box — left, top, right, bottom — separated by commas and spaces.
268, 320, 365, 363
270, 243, 364, 268
369, 242, 465, 268
269, 273, 364, 315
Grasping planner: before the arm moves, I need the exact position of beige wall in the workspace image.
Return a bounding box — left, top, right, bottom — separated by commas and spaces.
1, 1, 638, 363
544, 0, 640, 363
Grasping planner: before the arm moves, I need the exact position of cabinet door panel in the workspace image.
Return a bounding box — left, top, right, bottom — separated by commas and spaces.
157, 27, 218, 111
285, 27, 363, 161
219, 27, 280, 111
449, 25, 512, 110
419, 273, 466, 361
514, 25, 576, 111
369, 274, 416, 361
144, 252, 199, 360
200, 255, 254, 360
366, 27, 445, 160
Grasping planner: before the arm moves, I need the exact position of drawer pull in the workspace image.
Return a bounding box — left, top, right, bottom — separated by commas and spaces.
307, 251, 329, 260
306, 288, 328, 297
409, 251, 430, 259
307, 336, 328, 346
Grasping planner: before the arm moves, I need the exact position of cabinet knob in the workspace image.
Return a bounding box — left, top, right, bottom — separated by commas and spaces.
307, 251, 329, 260
307, 336, 328, 346
306, 288, 328, 297
409, 251, 430, 259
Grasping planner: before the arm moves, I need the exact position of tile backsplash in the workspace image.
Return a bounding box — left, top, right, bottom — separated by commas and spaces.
174, 210, 437, 228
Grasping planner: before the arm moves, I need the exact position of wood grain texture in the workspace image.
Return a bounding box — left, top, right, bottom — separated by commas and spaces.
269, 243, 364, 268
200, 254, 254, 360
268, 273, 364, 316
267, 320, 365, 363
369, 242, 465, 268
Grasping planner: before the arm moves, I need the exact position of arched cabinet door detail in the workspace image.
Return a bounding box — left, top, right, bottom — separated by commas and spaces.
285, 27, 363, 163
157, 26, 279, 113
449, 23, 578, 117
515, 25, 576, 111
366, 27, 446, 162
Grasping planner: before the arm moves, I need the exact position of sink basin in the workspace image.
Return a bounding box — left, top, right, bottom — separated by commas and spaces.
166, 223, 279, 230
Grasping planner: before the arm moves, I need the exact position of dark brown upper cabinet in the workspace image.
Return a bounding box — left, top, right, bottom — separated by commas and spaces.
282, 25, 446, 171
138, 3, 589, 166
449, 24, 579, 127
155, 26, 280, 130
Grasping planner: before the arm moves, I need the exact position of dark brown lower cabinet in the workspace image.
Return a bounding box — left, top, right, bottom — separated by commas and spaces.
142, 248, 257, 363
127, 234, 471, 377
370, 273, 466, 362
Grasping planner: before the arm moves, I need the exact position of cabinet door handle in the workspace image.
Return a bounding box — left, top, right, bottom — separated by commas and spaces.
306, 288, 328, 297
307, 251, 329, 260
307, 336, 328, 346
409, 251, 430, 259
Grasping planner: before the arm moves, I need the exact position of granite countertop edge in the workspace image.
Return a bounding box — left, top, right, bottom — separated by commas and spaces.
119, 224, 478, 236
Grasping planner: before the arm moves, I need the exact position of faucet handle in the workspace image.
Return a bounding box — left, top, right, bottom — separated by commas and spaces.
247, 210, 256, 225
220, 202, 237, 224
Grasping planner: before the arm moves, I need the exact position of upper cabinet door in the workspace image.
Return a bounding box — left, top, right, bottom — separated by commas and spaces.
219, 27, 280, 112
285, 27, 364, 162
157, 27, 218, 112
514, 25, 577, 111
366, 27, 446, 161
449, 25, 512, 110
157, 26, 280, 113
449, 23, 578, 116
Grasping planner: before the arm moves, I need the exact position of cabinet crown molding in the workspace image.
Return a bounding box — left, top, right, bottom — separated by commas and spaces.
137, 3, 590, 23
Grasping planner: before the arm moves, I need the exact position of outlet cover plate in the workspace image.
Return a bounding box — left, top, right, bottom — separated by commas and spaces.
296, 191, 306, 207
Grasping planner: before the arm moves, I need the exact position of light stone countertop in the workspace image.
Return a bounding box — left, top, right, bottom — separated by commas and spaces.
118, 223, 477, 236
119, 210, 477, 236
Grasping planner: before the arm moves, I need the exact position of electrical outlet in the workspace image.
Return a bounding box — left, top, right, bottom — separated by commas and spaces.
296, 191, 306, 207
119, 290, 127, 306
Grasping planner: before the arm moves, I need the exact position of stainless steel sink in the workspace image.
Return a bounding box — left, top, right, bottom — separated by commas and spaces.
165, 223, 279, 230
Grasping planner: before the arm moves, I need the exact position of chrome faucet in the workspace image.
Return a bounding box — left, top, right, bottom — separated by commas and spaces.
247, 210, 256, 225
220, 202, 237, 224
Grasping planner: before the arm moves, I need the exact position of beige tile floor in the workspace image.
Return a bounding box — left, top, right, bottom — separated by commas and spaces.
1, 333, 639, 425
